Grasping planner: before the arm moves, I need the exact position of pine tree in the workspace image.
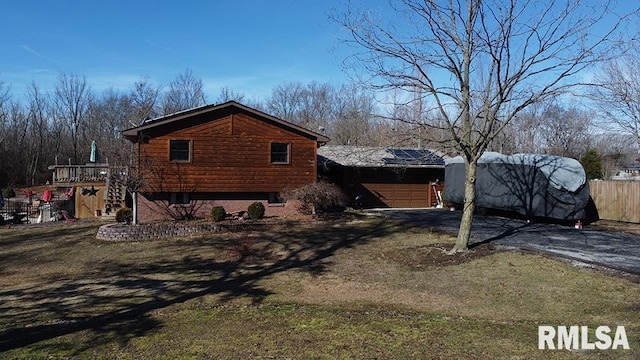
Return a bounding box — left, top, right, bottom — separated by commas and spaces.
581, 149, 604, 180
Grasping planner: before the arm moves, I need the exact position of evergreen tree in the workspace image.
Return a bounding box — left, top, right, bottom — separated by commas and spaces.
581, 149, 604, 180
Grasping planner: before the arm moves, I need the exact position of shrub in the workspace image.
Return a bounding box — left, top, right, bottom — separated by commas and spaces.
210, 206, 226, 222
247, 202, 265, 219
3, 187, 16, 198
115, 207, 133, 223
283, 181, 348, 215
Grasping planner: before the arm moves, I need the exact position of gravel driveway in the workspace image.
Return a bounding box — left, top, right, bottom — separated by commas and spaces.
374, 208, 640, 275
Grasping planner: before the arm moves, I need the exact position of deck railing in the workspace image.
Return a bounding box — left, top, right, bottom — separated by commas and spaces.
48, 164, 128, 184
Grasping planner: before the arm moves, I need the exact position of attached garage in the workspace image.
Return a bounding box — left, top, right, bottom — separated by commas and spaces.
318, 146, 445, 209
363, 183, 431, 208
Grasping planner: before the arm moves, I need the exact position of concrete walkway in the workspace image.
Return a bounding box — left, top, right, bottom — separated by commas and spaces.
374, 208, 640, 275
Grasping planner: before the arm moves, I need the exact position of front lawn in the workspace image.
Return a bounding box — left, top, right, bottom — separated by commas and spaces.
0, 217, 638, 359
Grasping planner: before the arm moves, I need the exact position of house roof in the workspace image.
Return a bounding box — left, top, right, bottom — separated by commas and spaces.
318, 145, 445, 168
121, 101, 330, 143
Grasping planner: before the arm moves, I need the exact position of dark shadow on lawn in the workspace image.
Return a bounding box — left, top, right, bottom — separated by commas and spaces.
389, 209, 533, 247
0, 217, 400, 352
386, 209, 557, 249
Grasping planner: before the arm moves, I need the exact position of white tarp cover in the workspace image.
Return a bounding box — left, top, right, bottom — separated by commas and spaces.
444, 152, 589, 220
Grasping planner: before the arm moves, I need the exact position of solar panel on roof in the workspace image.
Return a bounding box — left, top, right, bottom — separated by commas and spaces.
382, 148, 444, 166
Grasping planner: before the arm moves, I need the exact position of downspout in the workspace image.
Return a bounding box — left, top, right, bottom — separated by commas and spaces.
132, 134, 142, 225
132, 191, 138, 225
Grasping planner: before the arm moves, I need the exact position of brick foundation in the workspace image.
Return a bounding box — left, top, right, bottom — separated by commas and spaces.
135, 193, 302, 223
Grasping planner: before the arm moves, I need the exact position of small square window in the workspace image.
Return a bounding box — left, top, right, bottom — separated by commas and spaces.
271, 143, 290, 164
169, 192, 190, 205
268, 192, 285, 205
170, 140, 191, 161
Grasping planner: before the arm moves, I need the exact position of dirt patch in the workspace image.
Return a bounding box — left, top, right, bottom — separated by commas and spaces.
590, 219, 640, 235
384, 242, 502, 268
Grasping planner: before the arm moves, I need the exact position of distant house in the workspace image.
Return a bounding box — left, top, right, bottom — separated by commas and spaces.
318, 145, 445, 208
121, 101, 329, 222
612, 162, 640, 180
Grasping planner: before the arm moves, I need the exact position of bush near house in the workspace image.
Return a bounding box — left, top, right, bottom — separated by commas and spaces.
3, 187, 16, 198
210, 206, 227, 222
115, 208, 133, 223
247, 202, 265, 219
283, 181, 348, 215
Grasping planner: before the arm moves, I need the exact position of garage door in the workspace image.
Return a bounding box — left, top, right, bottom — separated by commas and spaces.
363, 183, 431, 208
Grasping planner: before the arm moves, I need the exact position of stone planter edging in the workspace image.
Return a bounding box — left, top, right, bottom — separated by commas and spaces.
96, 221, 273, 241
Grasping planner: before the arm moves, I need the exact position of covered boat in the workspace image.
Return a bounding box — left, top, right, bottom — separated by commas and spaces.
444, 152, 590, 221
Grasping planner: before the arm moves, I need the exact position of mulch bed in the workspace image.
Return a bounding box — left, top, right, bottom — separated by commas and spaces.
384, 242, 502, 269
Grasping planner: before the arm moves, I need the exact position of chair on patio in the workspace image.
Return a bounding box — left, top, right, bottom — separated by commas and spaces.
29, 200, 41, 217
60, 210, 77, 222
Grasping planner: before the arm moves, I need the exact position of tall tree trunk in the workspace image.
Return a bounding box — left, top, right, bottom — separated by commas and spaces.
450, 159, 478, 253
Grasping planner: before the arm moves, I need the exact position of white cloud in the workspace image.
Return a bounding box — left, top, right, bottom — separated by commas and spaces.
21, 45, 63, 65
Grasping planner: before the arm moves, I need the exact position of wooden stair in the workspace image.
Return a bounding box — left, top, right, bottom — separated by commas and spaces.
103, 175, 127, 215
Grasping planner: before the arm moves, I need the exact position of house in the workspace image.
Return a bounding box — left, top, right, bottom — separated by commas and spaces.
318, 145, 445, 208
121, 101, 329, 222
612, 161, 640, 180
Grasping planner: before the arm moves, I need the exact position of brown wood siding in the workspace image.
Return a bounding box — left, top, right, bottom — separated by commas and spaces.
137, 112, 318, 193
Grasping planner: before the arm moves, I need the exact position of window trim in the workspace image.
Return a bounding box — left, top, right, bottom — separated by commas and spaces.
270, 142, 290, 164
169, 139, 192, 162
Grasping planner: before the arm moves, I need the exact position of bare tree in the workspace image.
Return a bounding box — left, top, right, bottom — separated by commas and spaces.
54, 73, 94, 164
25, 82, 53, 185
217, 86, 246, 104
0, 79, 11, 186
538, 103, 591, 159
502, 101, 593, 158
129, 77, 161, 126
337, 0, 637, 252
332, 84, 378, 145
265, 81, 384, 144
298, 82, 337, 131
137, 154, 204, 221
266, 82, 305, 122
592, 132, 637, 178
161, 68, 207, 115
590, 46, 640, 150
499, 104, 546, 154
88, 88, 134, 165
385, 89, 455, 151
0, 79, 9, 151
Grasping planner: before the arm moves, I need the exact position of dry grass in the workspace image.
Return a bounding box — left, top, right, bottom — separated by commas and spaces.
0, 216, 638, 359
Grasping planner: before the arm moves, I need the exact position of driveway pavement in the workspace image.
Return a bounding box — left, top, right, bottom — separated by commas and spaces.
373, 209, 640, 275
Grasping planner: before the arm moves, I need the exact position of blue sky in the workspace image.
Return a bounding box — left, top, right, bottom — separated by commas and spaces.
2, 1, 637, 104
1, 0, 357, 102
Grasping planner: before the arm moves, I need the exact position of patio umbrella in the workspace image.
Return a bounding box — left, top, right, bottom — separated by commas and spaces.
90, 140, 97, 163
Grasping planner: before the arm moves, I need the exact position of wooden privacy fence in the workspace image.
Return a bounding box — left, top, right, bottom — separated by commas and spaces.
589, 180, 640, 223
